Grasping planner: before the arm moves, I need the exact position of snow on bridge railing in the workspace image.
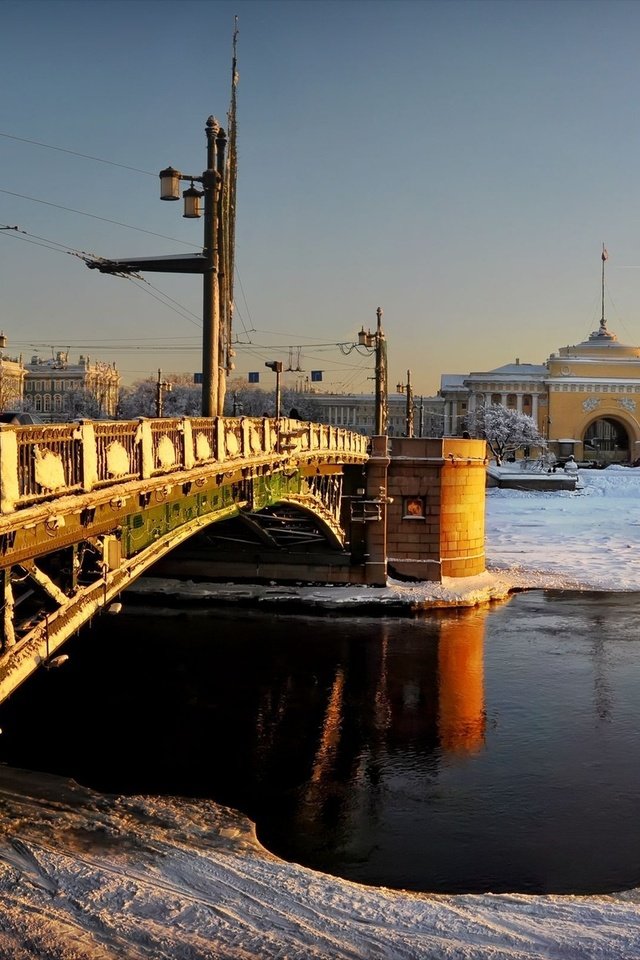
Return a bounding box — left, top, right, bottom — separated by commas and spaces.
0, 416, 369, 514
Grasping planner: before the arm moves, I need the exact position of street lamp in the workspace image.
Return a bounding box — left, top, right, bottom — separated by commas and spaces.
357, 307, 387, 435
265, 361, 283, 419
159, 116, 227, 418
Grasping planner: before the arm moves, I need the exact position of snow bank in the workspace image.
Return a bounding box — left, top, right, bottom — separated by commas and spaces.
0, 767, 639, 960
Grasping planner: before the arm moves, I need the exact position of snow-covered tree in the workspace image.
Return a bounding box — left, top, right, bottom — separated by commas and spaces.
223, 382, 322, 420
469, 403, 546, 465
118, 374, 202, 419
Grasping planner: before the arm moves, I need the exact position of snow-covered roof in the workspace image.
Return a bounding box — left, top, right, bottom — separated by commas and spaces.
489, 362, 547, 375
440, 374, 468, 390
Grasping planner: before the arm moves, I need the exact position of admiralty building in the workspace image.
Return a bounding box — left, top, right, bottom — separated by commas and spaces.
440, 315, 640, 465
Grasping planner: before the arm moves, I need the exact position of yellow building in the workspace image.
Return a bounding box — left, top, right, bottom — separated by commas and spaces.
546, 319, 640, 463
439, 249, 640, 464
440, 320, 640, 465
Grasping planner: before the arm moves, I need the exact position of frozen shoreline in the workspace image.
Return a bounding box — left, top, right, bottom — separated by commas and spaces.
0, 767, 639, 960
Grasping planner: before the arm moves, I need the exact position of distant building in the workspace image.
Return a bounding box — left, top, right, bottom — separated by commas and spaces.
24, 352, 120, 421
0, 332, 26, 412
440, 361, 548, 438
440, 322, 640, 464
310, 391, 445, 437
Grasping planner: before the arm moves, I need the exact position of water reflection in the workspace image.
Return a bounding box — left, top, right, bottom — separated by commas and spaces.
254, 609, 488, 876
438, 615, 486, 753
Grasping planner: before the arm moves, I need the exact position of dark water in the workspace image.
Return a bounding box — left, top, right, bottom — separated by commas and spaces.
1, 590, 640, 895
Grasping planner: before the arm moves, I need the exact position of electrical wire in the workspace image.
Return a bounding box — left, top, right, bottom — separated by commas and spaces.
0, 131, 156, 176
2, 224, 205, 329
0, 189, 200, 247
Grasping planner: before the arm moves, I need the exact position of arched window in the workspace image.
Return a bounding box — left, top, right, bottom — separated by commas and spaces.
522, 394, 532, 415
34, 395, 42, 412
53, 395, 62, 412
507, 393, 517, 409
43, 394, 51, 412
491, 393, 502, 406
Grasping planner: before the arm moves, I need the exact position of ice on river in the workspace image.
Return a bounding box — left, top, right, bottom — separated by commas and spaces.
1, 465, 640, 958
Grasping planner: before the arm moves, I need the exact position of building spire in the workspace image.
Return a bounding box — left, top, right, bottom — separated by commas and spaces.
600, 243, 608, 332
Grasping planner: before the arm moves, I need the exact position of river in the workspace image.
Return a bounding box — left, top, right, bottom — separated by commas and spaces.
0, 589, 639, 895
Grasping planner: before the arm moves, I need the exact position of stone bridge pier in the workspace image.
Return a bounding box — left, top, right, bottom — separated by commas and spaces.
354, 436, 487, 586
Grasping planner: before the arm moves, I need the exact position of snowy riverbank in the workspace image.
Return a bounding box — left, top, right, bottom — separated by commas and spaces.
1, 466, 640, 959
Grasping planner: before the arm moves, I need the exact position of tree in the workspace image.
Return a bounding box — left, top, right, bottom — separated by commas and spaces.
469, 404, 546, 465
118, 374, 202, 419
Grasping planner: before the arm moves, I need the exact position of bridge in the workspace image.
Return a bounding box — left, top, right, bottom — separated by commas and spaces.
0, 416, 369, 704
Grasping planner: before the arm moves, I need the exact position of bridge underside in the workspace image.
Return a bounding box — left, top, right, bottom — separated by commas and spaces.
148, 501, 356, 586
0, 463, 352, 704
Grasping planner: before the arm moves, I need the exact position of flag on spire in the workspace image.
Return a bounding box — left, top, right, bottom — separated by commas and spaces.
602, 245, 608, 261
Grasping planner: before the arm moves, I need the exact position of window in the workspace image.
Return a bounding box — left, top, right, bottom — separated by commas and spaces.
403, 496, 426, 519
53, 395, 62, 412
34, 395, 42, 412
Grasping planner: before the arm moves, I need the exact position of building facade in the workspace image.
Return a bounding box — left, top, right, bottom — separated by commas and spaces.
440, 319, 640, 464
310, 392, 445, 437
25, 353, 120, 421
0, 333, 25, 412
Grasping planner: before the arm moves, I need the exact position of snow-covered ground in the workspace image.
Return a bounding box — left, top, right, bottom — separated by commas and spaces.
1, 466, 640, 959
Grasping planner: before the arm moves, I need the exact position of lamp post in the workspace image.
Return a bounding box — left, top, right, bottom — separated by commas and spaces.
265, 361, 283, 419
358, 307, 387, 435
159, 116, 226, 417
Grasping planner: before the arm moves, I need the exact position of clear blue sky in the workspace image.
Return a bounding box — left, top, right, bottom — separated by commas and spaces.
3, 0, 640, 393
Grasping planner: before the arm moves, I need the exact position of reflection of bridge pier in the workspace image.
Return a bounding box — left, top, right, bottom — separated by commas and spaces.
280, 609, 488, 868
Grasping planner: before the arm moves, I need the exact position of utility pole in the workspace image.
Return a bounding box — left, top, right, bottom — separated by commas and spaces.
358, 307, 387, 435
396, 369, 415, 437
155, 369, 172, 418
405, 370, 414, 438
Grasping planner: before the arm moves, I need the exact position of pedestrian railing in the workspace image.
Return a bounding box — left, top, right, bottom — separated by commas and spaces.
0, 417, 369, 514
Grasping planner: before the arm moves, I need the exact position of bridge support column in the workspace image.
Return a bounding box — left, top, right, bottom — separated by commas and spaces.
384, 437, 487, 582
0, 429, 19, 514
2, 570, 15, 649
363, 435, 390, 586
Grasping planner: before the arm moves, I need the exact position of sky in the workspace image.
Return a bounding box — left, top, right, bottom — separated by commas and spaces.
1, 468, 640, 957
4, 0, 640, 393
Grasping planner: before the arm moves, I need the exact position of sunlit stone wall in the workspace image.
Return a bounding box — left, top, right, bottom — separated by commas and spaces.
382, 437, 487, 582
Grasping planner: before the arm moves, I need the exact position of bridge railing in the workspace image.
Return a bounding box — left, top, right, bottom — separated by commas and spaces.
0, 417, 369, 514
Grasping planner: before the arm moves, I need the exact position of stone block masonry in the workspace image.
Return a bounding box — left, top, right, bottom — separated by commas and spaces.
368, 436, 487, 583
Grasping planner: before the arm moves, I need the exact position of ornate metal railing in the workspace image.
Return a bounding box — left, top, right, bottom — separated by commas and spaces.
0, 417, 369, 514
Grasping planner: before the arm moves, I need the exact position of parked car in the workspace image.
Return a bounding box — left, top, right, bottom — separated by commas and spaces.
0, 411, 45, 425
